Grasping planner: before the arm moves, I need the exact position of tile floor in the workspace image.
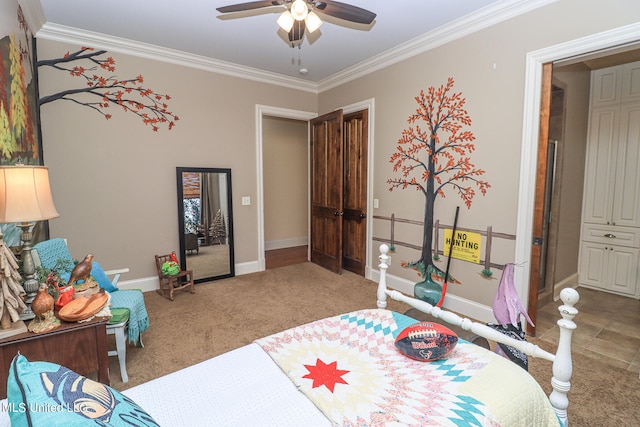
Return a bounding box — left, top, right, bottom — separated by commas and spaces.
535, 286, 640, 376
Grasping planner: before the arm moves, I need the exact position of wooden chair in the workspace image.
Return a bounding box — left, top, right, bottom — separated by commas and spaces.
155, 254, 195, 301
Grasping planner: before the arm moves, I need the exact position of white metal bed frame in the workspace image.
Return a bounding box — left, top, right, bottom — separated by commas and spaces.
375, 244, 579, 426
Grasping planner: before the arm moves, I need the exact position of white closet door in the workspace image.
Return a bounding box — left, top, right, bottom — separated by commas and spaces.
582, 107, 618, 225
612, 104, 640, 227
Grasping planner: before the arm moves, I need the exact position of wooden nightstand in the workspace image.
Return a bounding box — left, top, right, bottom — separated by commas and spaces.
0, 316, 110, 399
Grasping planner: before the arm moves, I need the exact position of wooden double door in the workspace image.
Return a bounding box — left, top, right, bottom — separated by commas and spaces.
310, 109, 368, 275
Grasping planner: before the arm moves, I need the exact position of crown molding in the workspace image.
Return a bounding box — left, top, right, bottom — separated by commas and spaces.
18, 0, 47, 35
317, 0, 558, 92
35, 22, 319, 94
33, 0, 556, 94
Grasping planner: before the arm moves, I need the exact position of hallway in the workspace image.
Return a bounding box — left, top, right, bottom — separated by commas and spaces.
265, 245, 308, 270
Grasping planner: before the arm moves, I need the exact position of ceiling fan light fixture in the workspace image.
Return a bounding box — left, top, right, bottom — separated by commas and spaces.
305, 11, 322, 33
290, 0, 308, 21
277, 10, 294, 32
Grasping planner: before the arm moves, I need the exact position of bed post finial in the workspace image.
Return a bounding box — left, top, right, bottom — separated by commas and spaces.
549, 287, 579, 426
377, 244, 389, 309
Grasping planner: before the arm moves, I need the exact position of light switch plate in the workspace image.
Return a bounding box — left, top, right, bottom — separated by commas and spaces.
241, 196, 250, 206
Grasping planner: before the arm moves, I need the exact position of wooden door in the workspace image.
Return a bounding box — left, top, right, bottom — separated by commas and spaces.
527, 62, 553, 336
310, 110, 344, 273
342, 110, 368, 276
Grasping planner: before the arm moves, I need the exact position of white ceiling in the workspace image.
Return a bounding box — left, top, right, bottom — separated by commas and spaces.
30, 0, 551, 90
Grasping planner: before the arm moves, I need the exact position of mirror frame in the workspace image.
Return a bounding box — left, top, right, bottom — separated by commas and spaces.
176, 167, 235, 283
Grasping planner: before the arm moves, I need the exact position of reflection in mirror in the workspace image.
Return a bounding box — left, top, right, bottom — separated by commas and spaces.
177, 167, 234, 283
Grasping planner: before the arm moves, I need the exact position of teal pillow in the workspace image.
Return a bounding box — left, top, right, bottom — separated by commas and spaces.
61, 261, 118, 293
90, 261, 118, 292
7, 355, 159, 426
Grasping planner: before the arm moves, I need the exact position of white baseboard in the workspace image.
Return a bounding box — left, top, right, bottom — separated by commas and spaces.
119, 260, 261, 293
368, 268, 495, 323
128, 262, 492, 323
117, 276, 158, 293
265, 237, 308, 251
235, 260, 261, 276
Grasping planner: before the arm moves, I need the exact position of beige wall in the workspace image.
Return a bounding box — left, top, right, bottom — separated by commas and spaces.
36, 38, 317, 280
10, 0, 637, 314
263, 116, 308, 248
317, 0, 640, 307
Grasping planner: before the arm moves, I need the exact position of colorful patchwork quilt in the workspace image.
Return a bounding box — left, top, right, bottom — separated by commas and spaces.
256, 309, 560, 426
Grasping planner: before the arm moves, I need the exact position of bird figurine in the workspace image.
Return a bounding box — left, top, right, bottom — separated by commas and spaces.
31, 284, 54, 320
28, 284, 60, 333
67, 254, 94, 287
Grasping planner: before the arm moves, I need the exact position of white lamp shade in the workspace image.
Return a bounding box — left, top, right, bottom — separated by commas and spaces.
305, 11, 322, 33
277, 10, 295, 32
0, 165, 59, 223
290, 0, 308, 20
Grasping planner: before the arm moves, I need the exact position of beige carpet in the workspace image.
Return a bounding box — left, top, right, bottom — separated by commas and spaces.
108, 262, 637, 426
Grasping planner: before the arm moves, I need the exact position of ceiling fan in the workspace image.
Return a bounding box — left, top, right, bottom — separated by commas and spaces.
216, 1, 377, 46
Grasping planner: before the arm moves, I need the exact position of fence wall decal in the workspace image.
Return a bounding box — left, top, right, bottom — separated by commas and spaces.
373, 214, 516, 274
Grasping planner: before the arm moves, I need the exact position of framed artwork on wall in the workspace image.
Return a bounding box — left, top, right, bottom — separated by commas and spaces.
1, 3, 47, 247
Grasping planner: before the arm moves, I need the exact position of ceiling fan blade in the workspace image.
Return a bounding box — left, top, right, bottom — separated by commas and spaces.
288, 19, 306, 42
313, 1, 376, 25
216, 1, 283, 13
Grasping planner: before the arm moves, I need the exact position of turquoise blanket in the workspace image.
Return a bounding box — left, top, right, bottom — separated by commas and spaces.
110, 290, 149, 346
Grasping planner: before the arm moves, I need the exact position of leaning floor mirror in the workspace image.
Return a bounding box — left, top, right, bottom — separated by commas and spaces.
176, 167, 235, 283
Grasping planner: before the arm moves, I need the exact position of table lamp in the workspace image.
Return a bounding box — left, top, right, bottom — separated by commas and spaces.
0, 164, 60, 321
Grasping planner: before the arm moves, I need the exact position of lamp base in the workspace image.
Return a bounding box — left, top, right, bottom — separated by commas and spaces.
19, 307, 36, 321
0, 320, 28, 339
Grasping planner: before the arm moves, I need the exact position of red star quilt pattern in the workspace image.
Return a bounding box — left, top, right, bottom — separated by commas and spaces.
303, 358, 349, 392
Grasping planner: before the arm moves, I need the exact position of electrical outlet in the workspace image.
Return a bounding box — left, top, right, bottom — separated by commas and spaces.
373, 199, 379, 209
241, 196, 251, 206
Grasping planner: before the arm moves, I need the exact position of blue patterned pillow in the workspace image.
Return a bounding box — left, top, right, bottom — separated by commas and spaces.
7, 355, 158, 426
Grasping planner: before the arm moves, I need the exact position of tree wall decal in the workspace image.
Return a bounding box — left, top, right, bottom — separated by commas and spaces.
387, 77, 490, 304
38, 47, 178, 132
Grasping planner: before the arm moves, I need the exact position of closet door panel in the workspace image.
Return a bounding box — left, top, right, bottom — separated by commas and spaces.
578, 241, 608, 289
621, 61, 640, 103
612, 105, 640, 227
591, 67, 620, 107
609, 246, 639, 296
582, 107, 618, 224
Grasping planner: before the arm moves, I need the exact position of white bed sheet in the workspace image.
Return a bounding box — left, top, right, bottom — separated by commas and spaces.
123, 343, 330, 426
0, 403, 8, 427
0, 343, 329, 427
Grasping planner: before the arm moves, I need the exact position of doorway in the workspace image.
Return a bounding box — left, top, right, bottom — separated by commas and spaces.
256, 100, 375, 277
262, 115, 309, 270
255, 105, 316, 272
518, 25, 640, 335
536, 83, 566, 309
